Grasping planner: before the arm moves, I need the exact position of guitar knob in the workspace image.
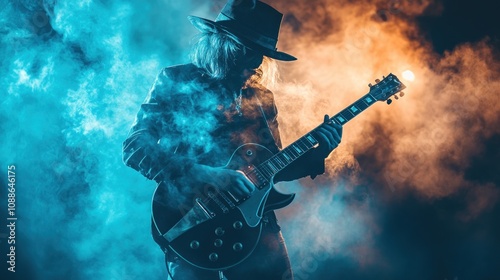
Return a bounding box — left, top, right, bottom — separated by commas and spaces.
233, 221, 243, 230
399, 92, 405, 97
209, 253, 219, 262
386, 99, 392, 105
375, 79, 381, 83
394, 95, 399, 100
190, 240, 200, 249
368, 83, 373, 88
214, 239, 223, 247
215, 227, 225, 236
233, 242, 243, 252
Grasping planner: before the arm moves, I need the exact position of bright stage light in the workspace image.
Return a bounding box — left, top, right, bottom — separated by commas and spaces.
402, 70, 415, 81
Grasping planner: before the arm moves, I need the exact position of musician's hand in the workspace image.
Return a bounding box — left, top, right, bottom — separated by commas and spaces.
191, 165, 255, 199
212, 168, 255, 198
311, 114, 342, 158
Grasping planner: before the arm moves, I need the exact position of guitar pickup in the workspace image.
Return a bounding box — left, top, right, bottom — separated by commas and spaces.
245, 170, 267, 190
218, 191, 237, 208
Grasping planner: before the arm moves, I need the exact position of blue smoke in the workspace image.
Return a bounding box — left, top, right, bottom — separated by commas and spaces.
0, 1, 206, 279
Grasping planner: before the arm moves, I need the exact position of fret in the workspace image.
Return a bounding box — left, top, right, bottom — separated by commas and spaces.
334, 114, 348, 124
354, 100, 368, 111
281, 149, 291, 161
291, 146, 301, 157
257, 139, 316, 181
363, 94, 375, 105
272, 157, 284, 168
280, 156, 288, 167
348, 105, 361, 116
342, 108, 356, 118
285, 146, 298, 158
265, 161, 274, 173
257, 161, 278, 182
359, 98, 370, 108
305, 134, 318, 145
301, 140, 311, 151
332, 93, 378, 126
292, 143, 304, 154
282, 151, 292, 162
296, 139, 308, 150
276, 154, 289, 165
274, 155, 285, 167
266, 161, 278, 172
264, 164, 274, 177
301, 137, 314, 149
340, 111, 354, 122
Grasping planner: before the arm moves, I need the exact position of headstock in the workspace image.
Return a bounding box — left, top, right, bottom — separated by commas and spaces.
368, 73, 406, 104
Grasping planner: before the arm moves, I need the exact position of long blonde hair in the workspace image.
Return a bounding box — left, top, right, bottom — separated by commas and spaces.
190, 30, 279, 89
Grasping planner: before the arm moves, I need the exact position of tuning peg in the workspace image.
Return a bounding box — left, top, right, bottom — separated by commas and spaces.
368, 83, 373, 87
375, 79, 381, 83
394, 95, 399, 100
399, 92, 405, 97
386, 99, 392, 105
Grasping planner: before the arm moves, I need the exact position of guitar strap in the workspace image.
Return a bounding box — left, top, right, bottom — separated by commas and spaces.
253, 88, 282, 232
253, 88, 280, 150
219, 271, 228, 280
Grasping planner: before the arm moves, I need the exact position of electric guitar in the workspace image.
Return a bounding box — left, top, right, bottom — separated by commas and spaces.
151, 74, 406, 270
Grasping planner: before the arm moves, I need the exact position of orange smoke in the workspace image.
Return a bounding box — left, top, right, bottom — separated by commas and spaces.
264, 0, 500, 216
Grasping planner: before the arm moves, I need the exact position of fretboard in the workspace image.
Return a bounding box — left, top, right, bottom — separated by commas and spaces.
254, 91, 379, 182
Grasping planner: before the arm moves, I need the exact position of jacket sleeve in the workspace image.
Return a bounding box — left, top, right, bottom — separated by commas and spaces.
122, 69, 196, 183
274, 149, 325, 182
273, 124, 326, 182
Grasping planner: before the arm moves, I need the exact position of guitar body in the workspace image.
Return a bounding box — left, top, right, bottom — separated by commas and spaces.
151, 143, 295, 270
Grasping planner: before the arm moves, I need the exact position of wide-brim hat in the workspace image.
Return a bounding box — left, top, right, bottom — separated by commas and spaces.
188, 0, 296, 61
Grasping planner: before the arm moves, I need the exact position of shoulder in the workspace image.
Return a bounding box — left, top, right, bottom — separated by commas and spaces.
158, 63, 204, 84
149, 64, 206, 102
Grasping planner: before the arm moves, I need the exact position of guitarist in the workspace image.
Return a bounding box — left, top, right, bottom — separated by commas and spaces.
122, 0, 342, 279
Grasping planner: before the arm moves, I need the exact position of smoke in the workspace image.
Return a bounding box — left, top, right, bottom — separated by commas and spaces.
1, 0, 499, 279
267, 0, 500, 278
1, 0, 198, 279
270, 0, 500, 195
269, 0, 500, 201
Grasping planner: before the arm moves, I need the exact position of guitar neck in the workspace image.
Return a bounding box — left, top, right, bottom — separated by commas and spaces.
255, 91, 379, 181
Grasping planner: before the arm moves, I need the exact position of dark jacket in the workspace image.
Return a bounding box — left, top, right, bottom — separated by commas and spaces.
122, 64, 324, 197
